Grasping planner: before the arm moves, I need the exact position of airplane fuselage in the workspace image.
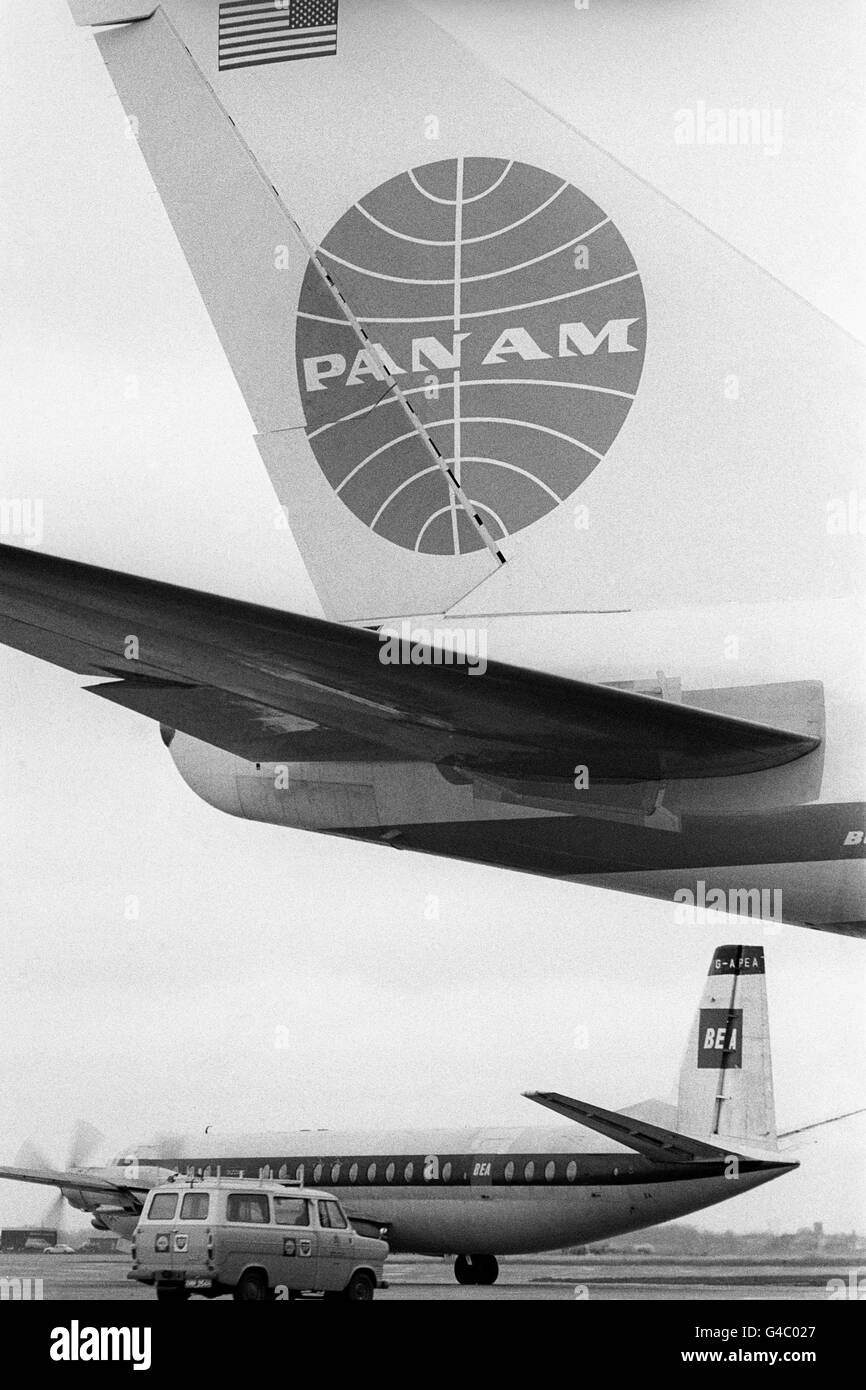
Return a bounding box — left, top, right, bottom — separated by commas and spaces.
95, 1123, 793, 1252
166, 595, 866, 935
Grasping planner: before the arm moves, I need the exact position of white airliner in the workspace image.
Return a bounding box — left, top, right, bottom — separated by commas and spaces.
4, 945, 859, 1286
1, 0, 864, 934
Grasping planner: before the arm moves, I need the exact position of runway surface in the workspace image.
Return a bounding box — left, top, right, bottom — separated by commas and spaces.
0, 1252, 845, 1301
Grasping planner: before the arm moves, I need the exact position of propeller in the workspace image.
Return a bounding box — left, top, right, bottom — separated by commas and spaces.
13, 1121, 106, 1235
67, 1122, 105, 1171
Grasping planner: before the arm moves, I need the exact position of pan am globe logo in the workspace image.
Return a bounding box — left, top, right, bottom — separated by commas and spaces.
296, 157, 646, 556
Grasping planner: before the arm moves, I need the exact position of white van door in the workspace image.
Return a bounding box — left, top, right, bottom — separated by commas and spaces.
272, 1194, 318, 1290
315, 1198, 353, 1291
222, 1190, 283, 1288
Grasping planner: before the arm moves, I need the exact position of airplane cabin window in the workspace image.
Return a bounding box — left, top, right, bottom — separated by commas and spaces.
385, 1162, 395, 1183
524, 1160, 535, 1182
567, 1161, 577, 1182
313, 1163, 323, 1183
349, 1163, 359, 1183
504, 1161, 515, 1182
404, 1162, 414, 1182
294, 1164, 304, 1183
367, 1163, 377, 1182
442, 1161, 452, 1183
330, 1162, 341, 1184
545, 1161, 556, 1182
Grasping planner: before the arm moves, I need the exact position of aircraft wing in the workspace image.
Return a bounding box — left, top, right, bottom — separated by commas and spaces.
0, 1165, 147, 1198
0, 544, 819, 783
524, 1090, 755, 1163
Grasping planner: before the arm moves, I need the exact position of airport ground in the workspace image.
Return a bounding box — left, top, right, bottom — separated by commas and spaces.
1, 1251, 848, 1301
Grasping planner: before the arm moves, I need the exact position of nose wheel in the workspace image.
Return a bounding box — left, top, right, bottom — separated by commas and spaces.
454, 1254, 499, 1286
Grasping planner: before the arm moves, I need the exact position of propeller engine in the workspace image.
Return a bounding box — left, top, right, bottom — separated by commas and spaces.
13, 1121, 106, 1230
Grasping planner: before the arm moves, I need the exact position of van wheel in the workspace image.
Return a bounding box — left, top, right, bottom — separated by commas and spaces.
233, 1271, 270, 1301
343, 1271, 375, 1301
156, 1285, 189, 1302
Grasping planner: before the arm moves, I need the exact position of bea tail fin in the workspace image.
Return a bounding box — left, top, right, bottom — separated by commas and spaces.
677, 945, 778, 1151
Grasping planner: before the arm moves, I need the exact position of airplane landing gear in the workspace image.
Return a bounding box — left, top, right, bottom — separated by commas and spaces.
454, 1254, 499, 1286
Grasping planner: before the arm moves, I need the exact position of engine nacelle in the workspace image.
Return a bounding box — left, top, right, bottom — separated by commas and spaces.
161, 675, 825, 836
162, 728, 475, 832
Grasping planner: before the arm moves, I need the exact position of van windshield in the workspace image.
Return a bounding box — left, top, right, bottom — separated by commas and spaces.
318, 1199, 347, 1230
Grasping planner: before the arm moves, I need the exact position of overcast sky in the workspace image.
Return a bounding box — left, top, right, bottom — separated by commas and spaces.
0, 0, 864, 1241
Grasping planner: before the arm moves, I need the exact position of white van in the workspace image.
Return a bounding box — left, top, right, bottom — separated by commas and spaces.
129, 1178, 388, 1301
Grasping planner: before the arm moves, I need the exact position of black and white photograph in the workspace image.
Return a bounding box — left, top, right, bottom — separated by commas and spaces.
0, 0, 864, 1363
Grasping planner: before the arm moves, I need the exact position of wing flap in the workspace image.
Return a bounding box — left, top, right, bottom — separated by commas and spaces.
88, 679, 401, 763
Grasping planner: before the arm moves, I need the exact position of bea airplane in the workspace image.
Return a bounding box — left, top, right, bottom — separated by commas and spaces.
6, 946, 855, 1286
0, 0, 864, 934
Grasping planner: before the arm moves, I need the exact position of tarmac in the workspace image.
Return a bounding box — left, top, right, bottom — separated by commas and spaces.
0, 1251, 847, 1301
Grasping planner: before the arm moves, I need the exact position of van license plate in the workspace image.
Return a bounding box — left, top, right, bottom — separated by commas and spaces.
185, 1278, 212, 1290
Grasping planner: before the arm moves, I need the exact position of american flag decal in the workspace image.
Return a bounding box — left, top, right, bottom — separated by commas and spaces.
218, 0, 339, 72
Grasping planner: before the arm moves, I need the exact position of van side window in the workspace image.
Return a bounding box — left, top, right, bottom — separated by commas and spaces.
146, 1193, 178, 1221
180, 1192, 209, 1220
273, 1197, 310, 1227
227, 1193, 270, 1224
318, 1200, 347, 1230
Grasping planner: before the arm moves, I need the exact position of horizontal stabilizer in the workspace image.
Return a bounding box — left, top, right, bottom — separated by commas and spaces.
0, 545, 820, 785
68, 1, 155, 23
777, 1106, 866, 1145
524, 1090, 766, 1164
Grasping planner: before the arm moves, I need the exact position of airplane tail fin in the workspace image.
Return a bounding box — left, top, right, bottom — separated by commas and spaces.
68, 1, 861, 622
677, 945, 778, 1151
